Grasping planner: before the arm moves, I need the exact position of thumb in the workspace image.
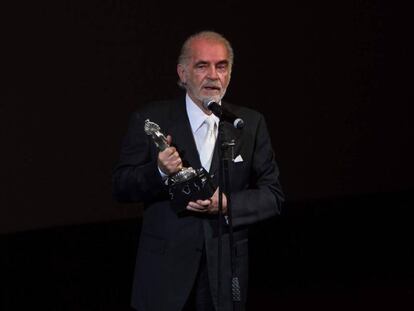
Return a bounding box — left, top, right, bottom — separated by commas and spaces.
166, 135, 172, 146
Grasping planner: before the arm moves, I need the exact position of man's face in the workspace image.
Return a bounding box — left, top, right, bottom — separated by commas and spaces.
177, 38, 232, 108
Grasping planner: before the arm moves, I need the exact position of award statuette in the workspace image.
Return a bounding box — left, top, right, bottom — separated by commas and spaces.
144, 119, 216, 214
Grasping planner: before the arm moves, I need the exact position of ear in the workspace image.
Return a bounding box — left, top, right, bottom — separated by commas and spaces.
177, 63, 187, 84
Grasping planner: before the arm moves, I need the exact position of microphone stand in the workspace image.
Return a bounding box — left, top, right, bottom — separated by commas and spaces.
217, 120, 241, 311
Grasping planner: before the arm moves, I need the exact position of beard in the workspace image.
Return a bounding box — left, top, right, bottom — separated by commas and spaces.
189, 84, 228, 106
199, 91, 225, 105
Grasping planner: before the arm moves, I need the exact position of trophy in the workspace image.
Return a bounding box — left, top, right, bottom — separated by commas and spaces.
144, 119, 216, 214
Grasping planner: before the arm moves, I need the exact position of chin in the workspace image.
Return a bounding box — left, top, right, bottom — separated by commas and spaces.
201, 92, 222, 102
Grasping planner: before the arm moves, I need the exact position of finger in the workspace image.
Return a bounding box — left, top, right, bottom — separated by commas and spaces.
170, 151, 179, 159
159, 147, 175, 160
169, 159, 181, 168
187, 202, 207, 213
188, 201, 203, 208
164, 147, 175, 157
188, 201, 206, 210
186, 206, 207, 213
196, 199, 212, 206
165, 150, 177, 161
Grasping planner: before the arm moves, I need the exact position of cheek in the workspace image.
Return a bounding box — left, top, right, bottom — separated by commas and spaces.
220, 74, 230, 86
194, 74, 207, 85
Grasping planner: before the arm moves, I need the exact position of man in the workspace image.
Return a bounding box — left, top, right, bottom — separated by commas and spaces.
113, 31, 284, 311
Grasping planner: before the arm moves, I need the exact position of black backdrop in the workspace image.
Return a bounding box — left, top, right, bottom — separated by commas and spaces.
2, 1, 414, 310
2, 1, 412, 232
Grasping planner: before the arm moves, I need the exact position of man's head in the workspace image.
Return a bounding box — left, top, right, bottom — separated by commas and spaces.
177, 31, 233, 110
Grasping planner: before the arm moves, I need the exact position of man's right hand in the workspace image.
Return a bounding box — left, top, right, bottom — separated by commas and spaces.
158, 135, 183, 175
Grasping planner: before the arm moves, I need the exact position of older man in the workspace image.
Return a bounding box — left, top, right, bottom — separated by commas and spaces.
113, 31, 284, 311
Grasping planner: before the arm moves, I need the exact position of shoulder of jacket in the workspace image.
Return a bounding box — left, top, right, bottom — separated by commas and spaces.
224, 101, 263, 123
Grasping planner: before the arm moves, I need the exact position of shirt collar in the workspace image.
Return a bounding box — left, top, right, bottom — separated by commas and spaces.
185, 93, 220, 133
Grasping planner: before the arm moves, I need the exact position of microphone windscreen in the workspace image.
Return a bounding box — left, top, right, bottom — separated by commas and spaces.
202, 98, 215, 110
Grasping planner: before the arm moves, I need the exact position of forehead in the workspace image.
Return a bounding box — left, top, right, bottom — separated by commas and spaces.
189, 38, 229, 63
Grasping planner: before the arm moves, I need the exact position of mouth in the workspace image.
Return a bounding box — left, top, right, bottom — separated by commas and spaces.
203, 85, 221, 92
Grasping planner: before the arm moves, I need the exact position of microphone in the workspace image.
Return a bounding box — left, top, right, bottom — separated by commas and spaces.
202, 99, 244, 129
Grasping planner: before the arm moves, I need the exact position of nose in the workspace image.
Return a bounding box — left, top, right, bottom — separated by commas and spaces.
206, 65, 219, 80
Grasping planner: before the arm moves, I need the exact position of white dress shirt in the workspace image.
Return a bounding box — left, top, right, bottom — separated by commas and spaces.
185, 94, 219, 166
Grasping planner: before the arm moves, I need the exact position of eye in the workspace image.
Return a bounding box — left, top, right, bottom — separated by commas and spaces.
216, 63, 228, 72
196, 63, 207, 69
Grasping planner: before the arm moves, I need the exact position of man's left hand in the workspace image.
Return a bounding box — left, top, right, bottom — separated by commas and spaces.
186, 188, 227, 214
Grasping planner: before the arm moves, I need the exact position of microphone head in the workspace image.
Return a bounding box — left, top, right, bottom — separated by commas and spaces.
202, 98, 215, 110
234, 118, 244, 129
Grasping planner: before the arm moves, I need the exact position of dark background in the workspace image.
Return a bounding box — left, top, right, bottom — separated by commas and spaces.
2, 0, 413, 310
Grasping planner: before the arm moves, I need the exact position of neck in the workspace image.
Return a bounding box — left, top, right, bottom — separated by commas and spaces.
188, 94, 213, 115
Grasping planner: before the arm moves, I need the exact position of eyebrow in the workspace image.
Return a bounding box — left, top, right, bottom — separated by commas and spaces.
194, 60, 229, 67
216, 60, 229, 66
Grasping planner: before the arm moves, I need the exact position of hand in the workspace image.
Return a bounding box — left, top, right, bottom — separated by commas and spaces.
158, 135, 183, 175
186, 188, 227, 214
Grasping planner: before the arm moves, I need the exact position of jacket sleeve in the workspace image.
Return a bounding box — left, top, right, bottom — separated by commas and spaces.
230, 114, 284, 227
112, 112, 168, 204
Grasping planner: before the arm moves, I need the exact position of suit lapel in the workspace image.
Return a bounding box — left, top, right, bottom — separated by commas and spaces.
167, 98, 202, 169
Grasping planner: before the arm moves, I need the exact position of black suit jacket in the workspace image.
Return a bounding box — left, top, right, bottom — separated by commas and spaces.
113, 97, 284, 311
